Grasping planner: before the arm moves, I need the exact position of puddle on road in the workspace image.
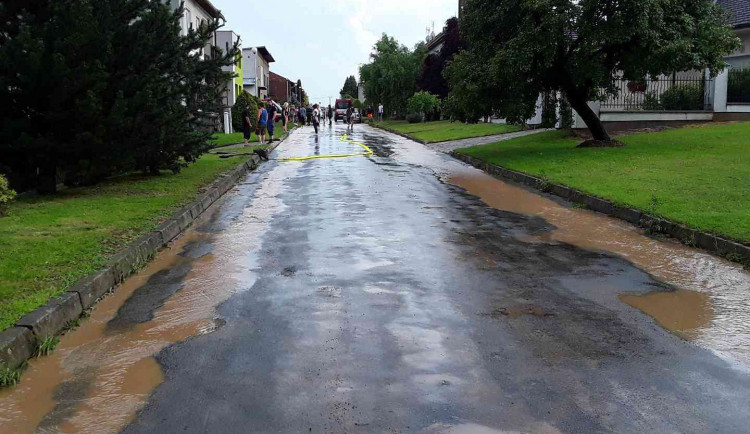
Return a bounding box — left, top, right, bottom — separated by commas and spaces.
620, 290, 714, 340
0, 155, 296, 432
447, 171, 750, 366
382, 132, 750, 368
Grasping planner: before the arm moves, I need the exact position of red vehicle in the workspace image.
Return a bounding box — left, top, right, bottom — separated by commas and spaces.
335, 98, 353, 122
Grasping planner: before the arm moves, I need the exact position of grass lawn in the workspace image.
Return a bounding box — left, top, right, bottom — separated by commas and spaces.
455, 123, 750, 243
0, 153, 251, 330
211, 132, 257, 147
376, 120, 522, 143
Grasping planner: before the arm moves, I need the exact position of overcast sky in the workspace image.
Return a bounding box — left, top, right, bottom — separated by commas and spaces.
220, 0, 458, 105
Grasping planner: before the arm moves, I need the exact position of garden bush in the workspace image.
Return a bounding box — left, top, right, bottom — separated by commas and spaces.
660, 84, 704, 110
0, 174, 16, 216
232, 91, 260, 133
407, 113, 422, 124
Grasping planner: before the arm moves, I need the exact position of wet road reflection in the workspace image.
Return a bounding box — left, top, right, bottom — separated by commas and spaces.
2, 124, 750, 433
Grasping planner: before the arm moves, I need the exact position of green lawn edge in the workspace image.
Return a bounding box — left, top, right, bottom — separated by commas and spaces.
454, 124, 750, 244
375, 120, 522, 143
0, 153, 251, 330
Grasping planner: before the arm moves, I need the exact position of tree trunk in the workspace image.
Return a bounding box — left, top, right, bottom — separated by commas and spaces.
567, 95, 611, 142
36, 160, 57, 194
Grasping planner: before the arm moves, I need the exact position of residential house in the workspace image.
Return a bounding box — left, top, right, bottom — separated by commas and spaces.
269, 72, 292, 102
243, 47, 275, 99
217, 31, 243, 133
425, 31, 446, 57
715, 0, 750, 112
169, 0, 223, 58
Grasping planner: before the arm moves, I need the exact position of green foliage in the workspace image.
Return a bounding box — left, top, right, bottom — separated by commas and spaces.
340, 75, 359, 99
418, 17, 461, 98
353, 99, 365, 110
0, 365, 22, 388
642, 93, 663, 110
407, 113, 422, 124
0, 174, 16, 216
728, 67, 750, 101
35, 336, 60, 358
360, 34, 426, 118
454, 0, 739, 140
0, 0, 238, 193
559, 95, 574, 129
407, 91, 441, 121
232, 91, 260, 132
660, 85, 704, 110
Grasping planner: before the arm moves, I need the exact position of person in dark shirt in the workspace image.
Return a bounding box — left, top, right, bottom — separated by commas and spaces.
267, 99, 278, 142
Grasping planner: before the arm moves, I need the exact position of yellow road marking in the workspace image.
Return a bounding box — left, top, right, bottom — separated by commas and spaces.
279, 134, 373, 162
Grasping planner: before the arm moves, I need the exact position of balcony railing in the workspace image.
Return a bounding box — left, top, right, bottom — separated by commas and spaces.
600, 76, 712, 111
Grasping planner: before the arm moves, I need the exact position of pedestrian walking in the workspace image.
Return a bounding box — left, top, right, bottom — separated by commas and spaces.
346, 106, 355, 131
306, 105, 313, 126
282, 102, 289, 133
257, 102, 268, 145
312, 104, 321, 134
327, 105, 334, 126
299, 105, 307, 126
266, 99, 278, 143
242, 105, 253, 145
378, 103, 384, 122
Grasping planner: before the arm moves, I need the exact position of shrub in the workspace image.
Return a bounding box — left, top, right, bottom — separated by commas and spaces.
660, 84, 704, 110
0, 174, 16, 216
642, 92, 662, 110
728, 68, 750, 102
407, 113, 422, 123
407, 91, 441, 121
232, 91, 260, 133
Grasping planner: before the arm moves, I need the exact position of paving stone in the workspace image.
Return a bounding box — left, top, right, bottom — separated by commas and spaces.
16, 292, 82, 339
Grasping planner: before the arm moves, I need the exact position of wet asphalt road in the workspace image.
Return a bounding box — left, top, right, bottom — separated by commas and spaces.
121, 124, 750, 433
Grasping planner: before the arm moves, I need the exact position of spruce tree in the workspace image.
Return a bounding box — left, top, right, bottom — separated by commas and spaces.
0, 0, 237, 192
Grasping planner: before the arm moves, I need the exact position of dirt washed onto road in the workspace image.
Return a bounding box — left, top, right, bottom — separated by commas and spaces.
0, 159, 295, 433
384, 130, 750, 369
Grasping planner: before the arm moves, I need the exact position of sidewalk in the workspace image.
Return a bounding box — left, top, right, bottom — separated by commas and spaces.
424, 128, 553, 153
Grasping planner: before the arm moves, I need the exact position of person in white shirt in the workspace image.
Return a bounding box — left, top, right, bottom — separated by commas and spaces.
312, 104, 321, 134
378, 103, 384, 122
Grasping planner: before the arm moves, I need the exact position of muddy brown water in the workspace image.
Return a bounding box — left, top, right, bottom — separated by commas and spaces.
389, 137, 750, 369
0, 159, 293, 433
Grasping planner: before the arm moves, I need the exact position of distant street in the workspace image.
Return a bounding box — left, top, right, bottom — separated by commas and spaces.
3, 124, 750, 433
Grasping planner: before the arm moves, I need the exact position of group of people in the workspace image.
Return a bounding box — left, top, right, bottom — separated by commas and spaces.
242, 100, 385, 144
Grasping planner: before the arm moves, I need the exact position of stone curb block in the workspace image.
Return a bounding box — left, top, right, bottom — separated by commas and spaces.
451, 151, 750, 263
68, 269, 117, 310
154, 219, 181, 244
0, 327, 36, 369
0, 131, 294, 371
16, 292, 82, 339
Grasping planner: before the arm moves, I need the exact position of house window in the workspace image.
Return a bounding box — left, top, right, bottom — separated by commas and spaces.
186, 9, 192, 31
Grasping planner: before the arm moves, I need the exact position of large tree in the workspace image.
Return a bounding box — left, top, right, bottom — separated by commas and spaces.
0, 0, 236, 193
340, 75, 359, 98
455, 0, 739, 141
360, 34, 425, 118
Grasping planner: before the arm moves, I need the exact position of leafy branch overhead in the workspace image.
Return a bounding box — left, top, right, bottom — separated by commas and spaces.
451, 0, 739, 141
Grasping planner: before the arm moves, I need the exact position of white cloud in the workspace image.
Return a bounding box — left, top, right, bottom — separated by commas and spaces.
222, 0, 457, 100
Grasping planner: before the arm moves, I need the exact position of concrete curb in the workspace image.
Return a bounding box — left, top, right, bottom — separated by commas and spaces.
451, 152, 750, 265
0, 133, 289, 371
